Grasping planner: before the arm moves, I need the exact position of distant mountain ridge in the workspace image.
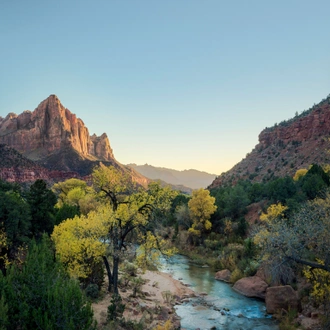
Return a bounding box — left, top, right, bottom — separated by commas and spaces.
209, 94, 330, 189
127, 163, 217, 189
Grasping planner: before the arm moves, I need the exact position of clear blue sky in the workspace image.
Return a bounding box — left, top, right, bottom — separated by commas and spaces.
1, 0, 329, 174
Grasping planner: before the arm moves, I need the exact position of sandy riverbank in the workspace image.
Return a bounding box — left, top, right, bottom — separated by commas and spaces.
92, 270, 196, 329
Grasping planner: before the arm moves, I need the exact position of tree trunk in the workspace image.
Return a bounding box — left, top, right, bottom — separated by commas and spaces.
102, 256, 113, 292
112, 255, 119, 295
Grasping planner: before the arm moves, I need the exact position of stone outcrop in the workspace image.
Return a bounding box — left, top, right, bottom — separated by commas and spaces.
265, 285, 299, 314
215, 269, 232, 283
233, 276, 269, 300
0, 95, 114, 163
209, 95, 330, 188
0, 143, 79, 183
0, 96, 152, 186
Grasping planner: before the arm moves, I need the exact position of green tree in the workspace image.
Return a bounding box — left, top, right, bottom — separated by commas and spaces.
54, 203, 80, 225
0, 236, 95, 330
52, 178, 100, 215
27, 179, 57, 237
147, 181, 179, 225
0, 189, 30, 265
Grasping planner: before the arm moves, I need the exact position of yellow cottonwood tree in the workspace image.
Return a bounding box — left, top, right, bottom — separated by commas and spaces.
52, 205, 112, 284
293, 168, 308, 181
188, 188, 217, 237
259, 203, 288, 223
254, 202, 287, 250
53, 164, 177, 295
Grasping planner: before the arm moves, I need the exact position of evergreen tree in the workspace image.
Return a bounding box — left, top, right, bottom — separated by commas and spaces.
0, 236, 96, 330
27, 179, 57, 237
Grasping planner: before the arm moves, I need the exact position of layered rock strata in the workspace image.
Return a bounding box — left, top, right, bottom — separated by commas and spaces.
0, 95, 114, 162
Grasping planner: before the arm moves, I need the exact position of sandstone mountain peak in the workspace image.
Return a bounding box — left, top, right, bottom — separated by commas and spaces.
0, 95, 114, 174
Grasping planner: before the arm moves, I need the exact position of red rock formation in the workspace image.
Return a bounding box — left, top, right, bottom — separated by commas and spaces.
209, 95, 330, 188
265, 285, 299, 314
214, 269, 232, 283
232, 276, 269, 299
0, 167, 79, 183
0, 96, 151, 187
0, 95, 114, 162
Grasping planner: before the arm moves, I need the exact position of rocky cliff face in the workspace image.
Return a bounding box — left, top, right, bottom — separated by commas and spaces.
0, 96, 150, 186
210, 95, 330, 189
0, 144, 79, 183
0, 95, 114, 162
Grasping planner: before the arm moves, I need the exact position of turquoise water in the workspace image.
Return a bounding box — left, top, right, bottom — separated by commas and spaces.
161, 254, 278, 330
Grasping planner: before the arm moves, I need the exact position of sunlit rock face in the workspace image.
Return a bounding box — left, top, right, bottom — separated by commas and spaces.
209, 96, 330, 188
0, 96, 150, 185
0, 95, 114, 162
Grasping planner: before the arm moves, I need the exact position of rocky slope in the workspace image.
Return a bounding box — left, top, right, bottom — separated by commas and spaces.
210, 94, 330, 189
0, 95, 150, 187
0, 95, 114, 174
0, 144, 78, 183
128, 164, 216, 189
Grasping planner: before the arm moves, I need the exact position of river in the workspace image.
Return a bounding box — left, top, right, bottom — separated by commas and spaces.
160, 254, 279, 330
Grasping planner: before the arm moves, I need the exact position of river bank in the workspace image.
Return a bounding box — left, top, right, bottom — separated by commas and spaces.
92, 254, 280, 329
92, 269, 196, 329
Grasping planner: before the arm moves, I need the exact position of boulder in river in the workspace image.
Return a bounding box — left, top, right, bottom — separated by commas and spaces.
265, 285, 299, 314
215, 269, 232, 282
233, 276, 268, 299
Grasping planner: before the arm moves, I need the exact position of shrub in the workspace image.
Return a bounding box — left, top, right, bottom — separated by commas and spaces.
0, 236, 96, 330
122, 260, 138, 277
85, 283, 99, 299
107, 294, 125, 321
230, 267, 244, 283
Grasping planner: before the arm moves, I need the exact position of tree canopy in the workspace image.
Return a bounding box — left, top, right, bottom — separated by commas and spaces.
52, 165, 176, 295
188, 188, 217, 237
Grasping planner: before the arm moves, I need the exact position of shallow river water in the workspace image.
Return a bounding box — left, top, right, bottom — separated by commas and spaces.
160, 254, 279, 330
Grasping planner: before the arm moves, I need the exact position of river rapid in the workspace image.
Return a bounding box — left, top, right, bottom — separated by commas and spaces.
160, 254, 279, 330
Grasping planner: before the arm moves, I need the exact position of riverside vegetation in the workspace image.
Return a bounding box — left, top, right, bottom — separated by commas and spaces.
0, 163, 330, 329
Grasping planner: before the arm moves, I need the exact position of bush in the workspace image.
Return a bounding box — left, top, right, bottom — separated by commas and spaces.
230, 267, 244, 283
122, 260, 138, 277
0, 236, 96, 330
243, 260, 260, 276
85, 283, 99, 299
107, 294, 125, 321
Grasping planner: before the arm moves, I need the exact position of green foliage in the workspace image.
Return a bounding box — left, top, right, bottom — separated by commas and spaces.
0, 189, 30, 256
130, 276, 145, 298
300, 173, 327, 199
122, 260, 138, 277
27, 179, 57, 237
266, 176, 297, 204
0, 294, 8, 330
230, 267, 244, 283
174, 204, 192, 230
85, 283, 99, 300
55, 203, 80, 225
212, 183, 250, 220
147, 181, 179, 225
107, 294, 125, 321
0, 236, 95, 330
